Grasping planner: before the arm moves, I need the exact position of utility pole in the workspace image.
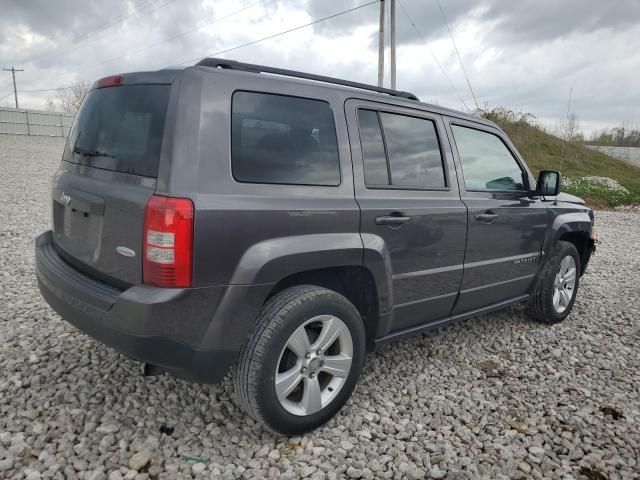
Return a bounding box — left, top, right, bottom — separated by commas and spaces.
2, 66, 23, 109
390, 0, 396, 90
377, 0, 385, 87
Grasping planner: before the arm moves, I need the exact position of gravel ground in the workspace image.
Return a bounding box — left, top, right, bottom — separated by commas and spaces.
1, 133, 639, 480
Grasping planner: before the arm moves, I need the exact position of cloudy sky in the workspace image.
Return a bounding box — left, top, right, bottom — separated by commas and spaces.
1, 0, 638, 136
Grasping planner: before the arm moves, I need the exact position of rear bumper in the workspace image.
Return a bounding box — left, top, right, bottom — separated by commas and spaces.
35, 231, 270, 383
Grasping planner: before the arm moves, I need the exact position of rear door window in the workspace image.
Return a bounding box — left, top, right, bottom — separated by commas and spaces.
232, 91, 340, 186
357, 109, 446, 188
381, 112, 445, 188
62, 84, 170, 178
357, 109, 390, 185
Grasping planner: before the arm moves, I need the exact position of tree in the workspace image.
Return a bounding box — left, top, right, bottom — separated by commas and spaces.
44, 98, 57, 112
588, 122, 640, 147
565, 112, 580, 141
45, 81, 89, 115
552, 111, 583, 142
476, 105, 536, 126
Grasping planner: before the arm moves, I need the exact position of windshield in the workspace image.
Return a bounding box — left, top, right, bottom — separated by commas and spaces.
62, 84, 170, 177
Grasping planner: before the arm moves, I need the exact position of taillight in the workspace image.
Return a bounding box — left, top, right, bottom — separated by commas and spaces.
143, 195, 194, 288
97, 75, 123, 88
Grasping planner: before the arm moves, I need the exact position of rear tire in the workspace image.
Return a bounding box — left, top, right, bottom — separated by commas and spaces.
233, 285, 366, 435
527, 240, 581, 324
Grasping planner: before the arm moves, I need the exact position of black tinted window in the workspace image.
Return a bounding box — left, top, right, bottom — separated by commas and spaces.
63, 85, 170, 177
232, 92, 340, 186
452, 125, 525, 191
357, 110, 389, 185
380, 112, 446, 188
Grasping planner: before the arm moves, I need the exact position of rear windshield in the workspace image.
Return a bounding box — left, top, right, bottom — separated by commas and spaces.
62, 84, 170, 177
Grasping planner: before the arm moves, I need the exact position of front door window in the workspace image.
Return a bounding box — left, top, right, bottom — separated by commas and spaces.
451, 125, 526, 191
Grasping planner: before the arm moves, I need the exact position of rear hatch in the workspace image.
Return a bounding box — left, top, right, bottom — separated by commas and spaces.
52, 78, 171, 287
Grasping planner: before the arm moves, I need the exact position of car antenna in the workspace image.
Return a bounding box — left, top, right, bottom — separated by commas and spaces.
559, 87, 573, 179
556, 87, 573, 206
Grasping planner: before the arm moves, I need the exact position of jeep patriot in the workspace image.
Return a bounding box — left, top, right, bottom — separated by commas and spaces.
35, 58, 596, 434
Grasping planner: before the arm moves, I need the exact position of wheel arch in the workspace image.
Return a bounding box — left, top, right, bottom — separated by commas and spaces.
228, 233, 364, 285
558, 230, 592, 275
549, 211, 594, 276
267, 266, 381, 351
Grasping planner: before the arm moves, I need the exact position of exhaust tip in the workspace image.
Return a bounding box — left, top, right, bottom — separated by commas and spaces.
143, 363, 165, 377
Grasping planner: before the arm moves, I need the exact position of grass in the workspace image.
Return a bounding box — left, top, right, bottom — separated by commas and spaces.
481, 109, 640, 207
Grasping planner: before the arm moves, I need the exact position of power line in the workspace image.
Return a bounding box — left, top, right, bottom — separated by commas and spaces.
71, 0, 157, 42
85, 0, 268, 71
16, 0, 269, 95
21, 0, 177, 66
20, 0, 378, 100
0, 91, 14, 103
18, 86, 73, 94
397, 0, 470, 111
0, 82, 10, 96
20, 1, 380, 97
434, 0, 479, 110
68, 0, 157, 43
173, 0, 379, 67
61, 0, 179, 57
20, 0, 155, 65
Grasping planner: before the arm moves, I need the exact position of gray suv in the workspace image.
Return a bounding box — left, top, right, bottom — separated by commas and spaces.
35, 59, 595, 434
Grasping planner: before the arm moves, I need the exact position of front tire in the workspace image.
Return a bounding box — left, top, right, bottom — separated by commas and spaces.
233, 285, 366, 435
527, 240, 581, 324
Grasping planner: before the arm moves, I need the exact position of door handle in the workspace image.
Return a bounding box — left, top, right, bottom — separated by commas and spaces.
475, 212, 499, 223
376, 214, 411, 226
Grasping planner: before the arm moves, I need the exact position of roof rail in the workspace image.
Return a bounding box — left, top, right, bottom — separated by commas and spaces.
195, 58, 419, 101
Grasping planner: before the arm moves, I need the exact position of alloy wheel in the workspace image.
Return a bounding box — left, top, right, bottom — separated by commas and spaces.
275, 315, 353, 416
552, 255, 577, 313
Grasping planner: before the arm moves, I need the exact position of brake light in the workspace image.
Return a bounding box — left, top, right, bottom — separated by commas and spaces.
97, 75, 123, 88
143, 195, 194, 288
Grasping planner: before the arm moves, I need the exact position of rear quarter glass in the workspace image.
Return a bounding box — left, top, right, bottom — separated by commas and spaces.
62, 84, 170, 178
231, 91, 341, 186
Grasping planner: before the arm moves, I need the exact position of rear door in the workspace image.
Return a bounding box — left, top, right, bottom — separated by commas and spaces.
444, 117, 550, 313
51, 82, 171, 286
345, 99, 467, 335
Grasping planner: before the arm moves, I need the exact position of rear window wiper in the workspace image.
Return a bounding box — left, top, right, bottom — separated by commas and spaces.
73, 146, 115, 159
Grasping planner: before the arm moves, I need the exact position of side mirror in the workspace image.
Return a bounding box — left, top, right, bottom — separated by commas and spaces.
537, 170, 560, 196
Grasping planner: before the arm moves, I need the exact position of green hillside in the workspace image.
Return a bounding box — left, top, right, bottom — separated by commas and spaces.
482, 109, 640, 207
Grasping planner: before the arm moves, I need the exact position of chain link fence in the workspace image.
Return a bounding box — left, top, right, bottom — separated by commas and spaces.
0, 107, 73, 137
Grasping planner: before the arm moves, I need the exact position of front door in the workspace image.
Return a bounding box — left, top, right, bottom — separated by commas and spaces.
445, 117, 550, 314
345, 100, 468, 335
